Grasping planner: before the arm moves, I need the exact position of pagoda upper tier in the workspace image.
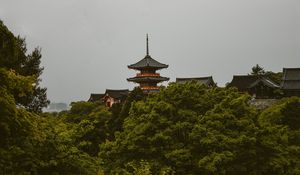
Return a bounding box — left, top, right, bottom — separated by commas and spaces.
127, 34, 169, 92
128, 55, 168, 70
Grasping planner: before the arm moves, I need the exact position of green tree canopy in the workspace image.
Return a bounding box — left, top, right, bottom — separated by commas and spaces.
0, 68, 101, 174
99, 83, 261, 174
257, 97, 300, 174
0, 20, 49, 112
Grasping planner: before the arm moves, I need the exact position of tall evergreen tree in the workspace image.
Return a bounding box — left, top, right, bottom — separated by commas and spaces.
0, 20, 49, 112
251, 64, 265, 75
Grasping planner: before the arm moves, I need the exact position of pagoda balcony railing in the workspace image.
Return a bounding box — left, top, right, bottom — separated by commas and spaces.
141, 86, 160, 90
137, 73, 160, 77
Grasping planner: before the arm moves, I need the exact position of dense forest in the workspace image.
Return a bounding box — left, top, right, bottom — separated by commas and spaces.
1, 20, 300, 175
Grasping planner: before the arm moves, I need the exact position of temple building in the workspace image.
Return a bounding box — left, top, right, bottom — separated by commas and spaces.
88, 89, 129, 107
281, 68, 300, 96
88, 93, 105, 102
227, 75, 280, 99
127, 35, 169, 92
176, 76, 216, 87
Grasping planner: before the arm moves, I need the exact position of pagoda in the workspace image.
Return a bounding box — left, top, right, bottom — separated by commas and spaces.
127, 34, 169, 92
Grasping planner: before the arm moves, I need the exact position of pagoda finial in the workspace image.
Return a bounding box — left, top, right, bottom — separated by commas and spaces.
146, 33, 149, 55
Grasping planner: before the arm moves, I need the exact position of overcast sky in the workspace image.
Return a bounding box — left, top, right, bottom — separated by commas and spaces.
0, 0, 299, 104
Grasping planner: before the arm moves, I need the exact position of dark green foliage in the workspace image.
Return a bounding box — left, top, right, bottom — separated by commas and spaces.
99, 82, 300, 175
62, 101, 112, 156
191, 95, 258, 174
99, 83, 258, 174
0, 20, 49, 112
68, 101, 102, 121
33, 114, 101, 175
257, 98, 300, 174
0, 69, 101, 174
280, 98, 300, 130
108, 87, 147, 135
1, 69, 300, 174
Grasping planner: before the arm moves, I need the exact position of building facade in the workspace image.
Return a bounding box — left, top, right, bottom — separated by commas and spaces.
88, 89, 129, 107
281, 68, 300, 96
228, 75, 280, 99
176, 76, 216, 87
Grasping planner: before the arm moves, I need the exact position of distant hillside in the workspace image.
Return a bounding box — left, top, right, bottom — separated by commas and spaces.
45, 102, 69, 112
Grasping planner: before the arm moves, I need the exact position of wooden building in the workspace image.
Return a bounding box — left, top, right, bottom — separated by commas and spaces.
281, 68, 300, 96
88, 89, 129, 107
176, 76, 216, 87
88, 93, 105, 102
228, 75, 280, 99
127, 35, 169, 93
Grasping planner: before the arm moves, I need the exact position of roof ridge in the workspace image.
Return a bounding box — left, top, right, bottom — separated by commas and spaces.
176, 76, 212, 79
283, 67, 300, 70
106, 89, 129, 91
128, 54, 168, 70
233, 74, 264, 77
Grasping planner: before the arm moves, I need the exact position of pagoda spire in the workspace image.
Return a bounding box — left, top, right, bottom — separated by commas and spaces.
146, 34, 149, 55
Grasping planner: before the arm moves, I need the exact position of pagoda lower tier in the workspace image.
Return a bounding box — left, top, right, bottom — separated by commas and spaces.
127, 75, 169, 91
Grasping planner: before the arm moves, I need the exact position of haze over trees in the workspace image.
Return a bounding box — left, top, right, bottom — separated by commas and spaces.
1, 20, 300, 174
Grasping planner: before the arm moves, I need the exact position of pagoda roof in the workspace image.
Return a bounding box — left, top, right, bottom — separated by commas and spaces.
128, 55, 168, 70
127, 76, 169, 83
128, 34, 168, 70
281, 68, 300, 90
176, 76, 215, 86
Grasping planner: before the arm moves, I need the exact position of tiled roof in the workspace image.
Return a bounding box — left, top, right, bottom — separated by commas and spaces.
228, 75, 279, 91
104, 89, 130, 99
281, 68, 300, 90
249, 78, 280, 88
127, 76, 169, 83
88, 93, 105, 102
176, 76, 215, 86
128, 55, 168, 70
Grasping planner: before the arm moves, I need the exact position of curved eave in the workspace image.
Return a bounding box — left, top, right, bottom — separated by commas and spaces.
128, 55, 169, 70
127, 76, 170, 83
127, 65, 169, 70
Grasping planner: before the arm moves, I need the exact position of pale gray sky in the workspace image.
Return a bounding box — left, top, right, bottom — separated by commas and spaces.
0, 0, 299, 103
